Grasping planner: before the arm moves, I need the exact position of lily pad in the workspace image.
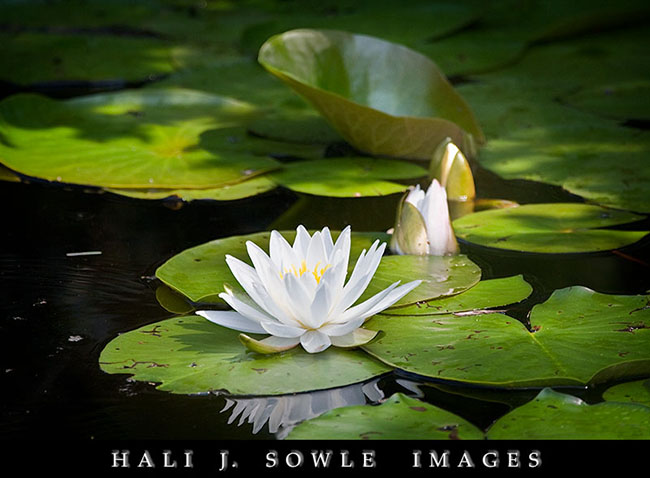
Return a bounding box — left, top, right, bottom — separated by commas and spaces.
258, 29, 484, 160
0, 32, 176, 85
487, 388, 650, 439
269, 157, 427, 197
156, 230, 390, 304
156, 230, 481, 307
355, 254, 481, 308
99, 315, 391, 396
563, 81, 650, 121
603, 379, 650, 408
363, 286, 650, 387
0, 89, 302, 189
380, 275, 532, 316
106, 176, 277, 202
453, 203, 647, 253
286, 392, 484, 440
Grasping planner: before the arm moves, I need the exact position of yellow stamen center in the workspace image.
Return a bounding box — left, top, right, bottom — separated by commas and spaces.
282, 260, 331, 283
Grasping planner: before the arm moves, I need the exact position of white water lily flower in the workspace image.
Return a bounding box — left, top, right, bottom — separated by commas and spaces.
197, 226, 421, 354
391, 179, 459, 256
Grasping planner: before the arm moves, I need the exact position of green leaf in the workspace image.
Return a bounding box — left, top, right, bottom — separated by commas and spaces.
380, 275, 532, 316
363, 286, 650, 387
156, 230, 390, 304
0, 32, 176, 85
99, 315, 391, 396
106, 176, 277, 202
487, 388, 650, 439
286, 392, 484, 440
357, 255, 481, 308
458, 26, 650, 212
603, 378, 650, 408
258, 29, 484, 160
563, 81, 650, 121
155, 230, 480, 307
0, 89, 302, 189
269, 157, 427, 197
453, 203, 647, 253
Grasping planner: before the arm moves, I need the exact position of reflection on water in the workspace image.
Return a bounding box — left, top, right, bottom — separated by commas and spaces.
221, 379, 386, 438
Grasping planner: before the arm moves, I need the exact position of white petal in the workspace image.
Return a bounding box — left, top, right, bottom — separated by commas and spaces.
197, 310, 267, 334
306, 230, 328, 271
310, 276, 333, 328
218, 289, 272, 324
282, 272, 319, 328
269, 230, 298, 270
260, 320, 305, 338
300, 330, 332, 353
319, 314, 366, 336
293, 225, 311, 258
333, 241, 386, 315
342, 279, 422, 322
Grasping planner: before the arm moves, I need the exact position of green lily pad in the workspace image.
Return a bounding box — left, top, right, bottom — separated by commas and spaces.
258, 29, 484, 160
241, 1, 482, 54
563, 81, 650, 121
0, 32, 176, 85
156, 230, 481, 307
0, 89, 302, 189
0, 164, 20, 183
453, 203, 647, 253
458, 26, 650, 212
106, 175, 277, 202
487, 388, 650, 439
363, 286, 650, 387
603, 378, 650, 408
380, 275, 532, 316
269, 157, 427, 197
156, 230, 390, 304
286, 392, 484, 440
99, 315, 391, 396
355, 254, 481, 308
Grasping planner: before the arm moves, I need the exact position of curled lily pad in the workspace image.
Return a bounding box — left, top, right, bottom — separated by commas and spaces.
286, 392, 484, 440
453, 203, 648, 253
603, 379, 650, 408
487, 388, 650, 439
269, 157, 427, 197
156, 230, 481, 307
363, 286, 650, 388
258, 29, 484, 160
99, 315, 391, 396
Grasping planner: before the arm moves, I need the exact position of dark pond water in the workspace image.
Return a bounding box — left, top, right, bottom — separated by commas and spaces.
2, 158, 649, 443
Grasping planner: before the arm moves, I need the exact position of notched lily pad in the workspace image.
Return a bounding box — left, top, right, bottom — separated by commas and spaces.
603, 378, 650, 408
487, 388, 650, 439
99, 315, 391, 396
453, 203, 648, 253
363, 286, 650, 387
258, 29, 484, 160
286, 392, 484, 440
